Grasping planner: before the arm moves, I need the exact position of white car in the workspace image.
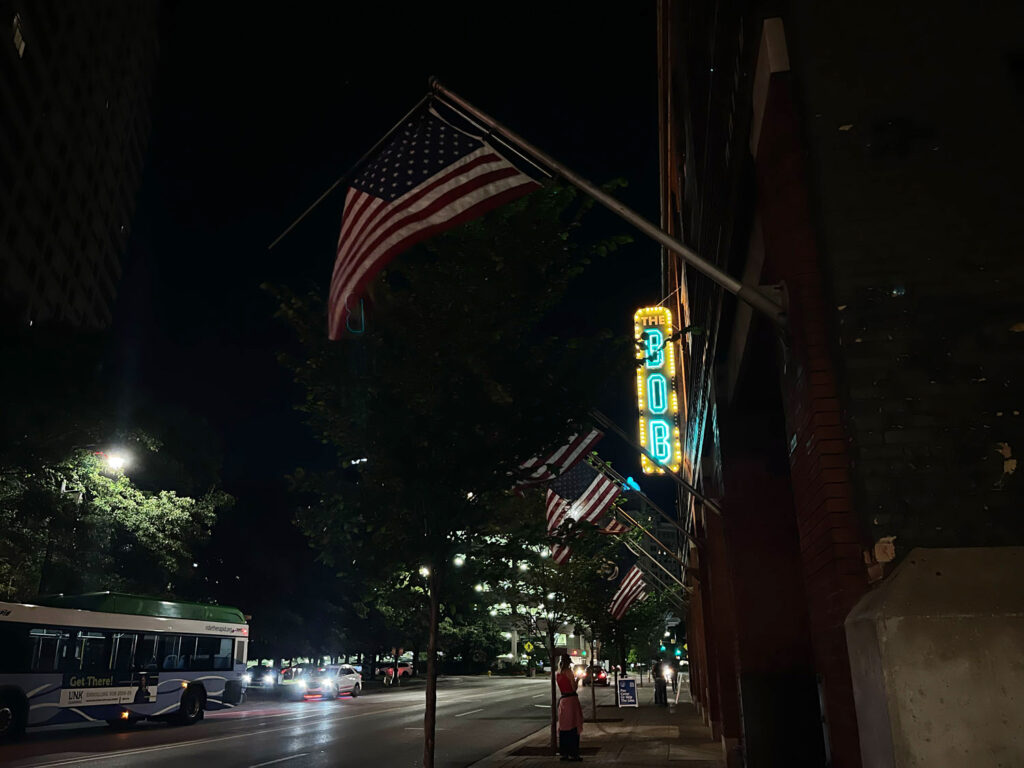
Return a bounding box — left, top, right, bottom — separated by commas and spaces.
305, 664, 362, 699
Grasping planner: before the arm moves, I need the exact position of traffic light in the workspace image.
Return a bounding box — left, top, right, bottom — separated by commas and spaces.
659, 644, 666, 652
581, 650, 587, 657
674, 647, 682, 658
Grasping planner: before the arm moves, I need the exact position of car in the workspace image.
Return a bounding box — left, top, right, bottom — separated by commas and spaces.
580, 665, 610, 686
243, 664, 278, 688
302, 664, 362, 700
277, 663, 322, 700
278, 664, 362, 700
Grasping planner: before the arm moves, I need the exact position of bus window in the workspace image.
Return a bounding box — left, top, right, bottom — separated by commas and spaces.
157, 634, 183, 670
110, 632, 137, 673
179, 636, 198, 669
0, 624, 32, 673
29, 628, 69, 672
234, 639, 247, 667
194, 636, 233, 670
74, 631, 110, 672
137, 634, 159, 672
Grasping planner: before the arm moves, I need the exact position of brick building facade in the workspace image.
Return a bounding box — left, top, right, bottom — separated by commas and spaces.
659, 1, 1023, 765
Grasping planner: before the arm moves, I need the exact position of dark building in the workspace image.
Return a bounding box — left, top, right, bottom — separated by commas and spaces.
659, 1, 1024, 766
0, 0, 159, 328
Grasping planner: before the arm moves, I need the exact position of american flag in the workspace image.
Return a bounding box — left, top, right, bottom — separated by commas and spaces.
328, 106, 539, 340
609, 565, 646, 620
545, 461, 620, 564
518, 428, 603, 488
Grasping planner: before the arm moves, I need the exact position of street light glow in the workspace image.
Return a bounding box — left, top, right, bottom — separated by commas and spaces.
474, 584, 484, 592
453, 556, 465, 567
519, 563, 529, 571
104, 452, 130, 471
419, 566, 430, 577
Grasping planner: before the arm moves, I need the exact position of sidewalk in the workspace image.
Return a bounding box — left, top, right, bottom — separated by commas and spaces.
468, 681, 723, 767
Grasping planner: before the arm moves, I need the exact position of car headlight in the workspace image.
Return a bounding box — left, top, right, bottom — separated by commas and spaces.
321, 678, 333, 687
263, 674, 274, 684
242, 673, 252, 684
298, 679, 307, 690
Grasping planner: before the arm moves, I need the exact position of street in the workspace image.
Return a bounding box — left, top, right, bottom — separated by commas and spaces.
2, 677, 552, 768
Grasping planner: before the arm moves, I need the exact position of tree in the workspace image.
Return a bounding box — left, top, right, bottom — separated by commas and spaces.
0, 444, 231, 598
273, 183, 633, 767
0, 328, 232, 600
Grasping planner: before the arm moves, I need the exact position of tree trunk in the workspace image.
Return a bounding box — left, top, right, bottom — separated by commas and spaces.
547, 623, 557, 752
423, 565, 442, 768
589, 637, 597, 722
412, 645, 420, 677
393, 649, 400, 687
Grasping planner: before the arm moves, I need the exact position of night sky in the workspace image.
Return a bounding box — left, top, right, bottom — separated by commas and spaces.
111, 2, 669, 541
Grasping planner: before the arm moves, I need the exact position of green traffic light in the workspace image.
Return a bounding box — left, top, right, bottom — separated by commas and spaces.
659, 644, 666, 652
674, 648, 682, 657
582, 650, 587, 656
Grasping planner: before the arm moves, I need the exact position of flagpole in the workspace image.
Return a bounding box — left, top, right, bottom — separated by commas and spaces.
616, 508, 685, 567
591, 456, 702, 547
589, 409, 723, 517
622, 539, 690, 593
428, 78, 786, 327
635, 561, 688, 608
267, 93, 434, 251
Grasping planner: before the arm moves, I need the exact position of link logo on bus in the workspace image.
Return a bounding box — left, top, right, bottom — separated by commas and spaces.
634, 306, 682, 475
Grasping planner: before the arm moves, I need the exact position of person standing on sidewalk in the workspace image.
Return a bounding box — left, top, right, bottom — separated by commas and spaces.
556, 653, 584, 762
653, 660, 668, 706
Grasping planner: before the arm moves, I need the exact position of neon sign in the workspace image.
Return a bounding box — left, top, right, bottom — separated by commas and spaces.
634, 306, 682, 475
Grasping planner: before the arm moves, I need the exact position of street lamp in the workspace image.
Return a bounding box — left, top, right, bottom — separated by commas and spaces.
96, 450, 130, 472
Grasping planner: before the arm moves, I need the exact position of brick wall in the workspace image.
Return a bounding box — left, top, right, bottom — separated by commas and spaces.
755, 68, 868, 766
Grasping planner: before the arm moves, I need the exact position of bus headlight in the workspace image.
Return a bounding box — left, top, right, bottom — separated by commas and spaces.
263, 674, 274, 684
242, 673, 252, 684
297, 680, 307, 690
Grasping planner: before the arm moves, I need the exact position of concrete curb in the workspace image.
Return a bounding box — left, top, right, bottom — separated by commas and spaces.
465, 722, 552, 767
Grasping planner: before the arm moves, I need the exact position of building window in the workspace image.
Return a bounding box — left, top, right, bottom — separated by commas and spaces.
12, 12, 26, 58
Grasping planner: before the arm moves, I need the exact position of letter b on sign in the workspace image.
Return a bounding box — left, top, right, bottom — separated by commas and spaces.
649, 420, 672, 464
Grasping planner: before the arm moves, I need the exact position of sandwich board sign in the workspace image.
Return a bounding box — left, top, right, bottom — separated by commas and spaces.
617, 677, 638, 708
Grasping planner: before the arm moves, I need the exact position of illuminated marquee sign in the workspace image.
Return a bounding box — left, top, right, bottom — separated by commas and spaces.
634, 306, 682, 475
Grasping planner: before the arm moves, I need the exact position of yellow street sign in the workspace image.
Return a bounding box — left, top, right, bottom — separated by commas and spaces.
523, 641, 534, 653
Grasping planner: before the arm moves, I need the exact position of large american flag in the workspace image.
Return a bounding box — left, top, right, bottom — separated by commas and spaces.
518, 428, 603, 488
328, 106, 539, 340
545, 461, 620, 564
609, 565, 646, 620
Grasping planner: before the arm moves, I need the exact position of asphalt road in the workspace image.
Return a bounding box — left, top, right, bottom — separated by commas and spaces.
3, 676, 556, 768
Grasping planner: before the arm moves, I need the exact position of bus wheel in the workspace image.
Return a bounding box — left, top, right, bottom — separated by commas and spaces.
0, 693, 27, 742
176, 688, 204, 725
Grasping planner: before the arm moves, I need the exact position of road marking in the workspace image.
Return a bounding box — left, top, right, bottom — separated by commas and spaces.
531, 693, 547, 698
454, 708, 484, 717
249, 755, 308, 768
25, 703, 421, 767
533, 704, 551, 708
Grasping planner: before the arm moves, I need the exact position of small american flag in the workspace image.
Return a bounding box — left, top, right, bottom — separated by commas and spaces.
609, 565, 646, 620
328, 106, 539, 340
518, 428, 603, 488
545, 461, 621, 564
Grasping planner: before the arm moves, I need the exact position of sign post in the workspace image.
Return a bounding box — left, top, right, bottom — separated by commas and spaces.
617, 676, 639, 708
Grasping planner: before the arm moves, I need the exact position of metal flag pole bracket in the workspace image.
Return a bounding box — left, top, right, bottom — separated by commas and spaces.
428, 77, 787, 328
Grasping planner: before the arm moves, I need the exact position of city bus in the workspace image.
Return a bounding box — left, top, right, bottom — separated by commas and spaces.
0, 592, 248, 741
